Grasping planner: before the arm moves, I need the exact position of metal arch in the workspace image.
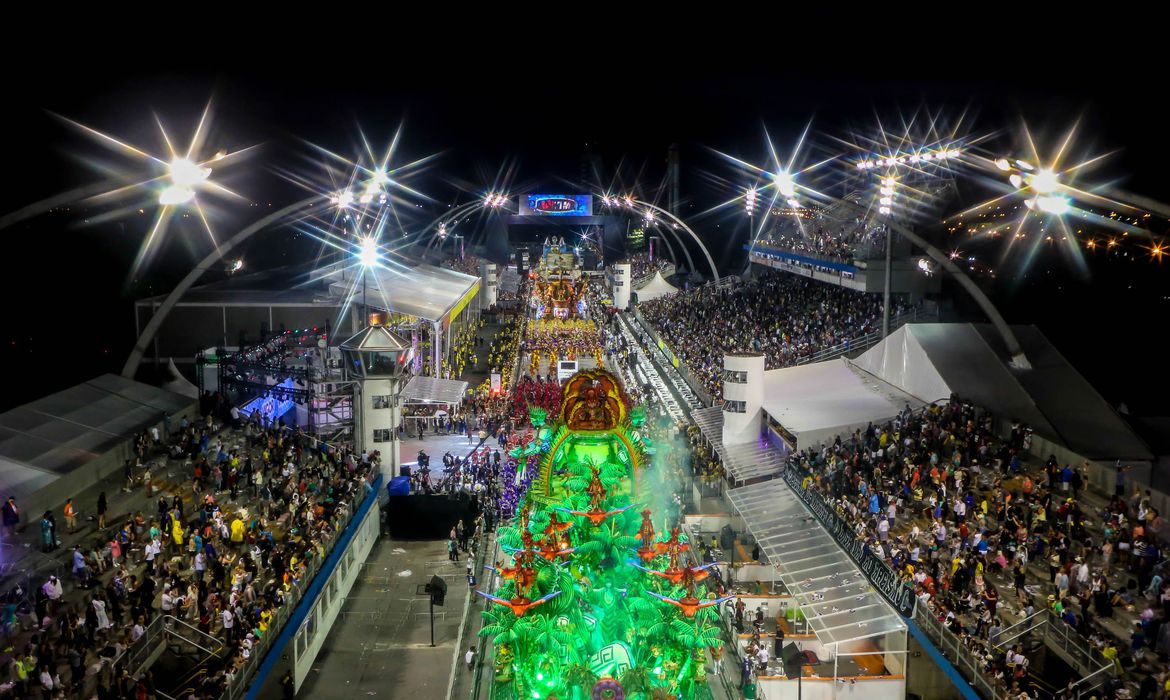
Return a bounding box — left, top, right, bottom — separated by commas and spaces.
833, 198, 1031, 369
121, 196, 324, 379
634, 199, 720, 281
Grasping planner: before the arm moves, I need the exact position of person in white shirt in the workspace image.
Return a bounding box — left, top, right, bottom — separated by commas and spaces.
131, 616, 146, 642
222, 608, 235, 641
42, 575, 63, 600
93, 597, 111, 630
465, 645, 477, 671
877, 517, 890, 541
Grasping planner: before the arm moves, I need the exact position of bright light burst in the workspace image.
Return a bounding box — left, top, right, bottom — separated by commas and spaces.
31, 101, 255, 277
944, 120, 1164, 276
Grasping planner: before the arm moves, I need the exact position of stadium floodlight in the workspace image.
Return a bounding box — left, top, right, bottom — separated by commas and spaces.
159, 185, 195, 205
878, 206, 891, 215
169, 157, 211, 188
774, 171, 796, 198
372, 169, 389, 185
645, 210, 655, 222
1035, 195, 1070, 215
786, 198, 801, 208
1030, 169, 1059, 194
995, 158, 1011, 171
745, 187, 757, 214
358, 237, 379, 267
1009, 174, 1024, 189
1016, 159, 1035, 171
231, 258, 244, 272
333, 190, 355, 208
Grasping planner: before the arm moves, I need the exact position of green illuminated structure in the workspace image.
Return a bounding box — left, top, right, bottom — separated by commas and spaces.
479, 370, 726, 700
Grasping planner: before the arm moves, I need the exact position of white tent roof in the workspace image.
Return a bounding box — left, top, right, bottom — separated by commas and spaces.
761, 358, 923, 449
855, 324, 1152, 461
634, 271, 679, 302
319, 260, 481, 323
0, 375, 195, 500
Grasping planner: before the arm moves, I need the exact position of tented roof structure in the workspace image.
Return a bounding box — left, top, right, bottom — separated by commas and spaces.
0, 375, 194, 499
760, 358, 923, 450
137, 257, 481, 326
321, 261, 480, 324
727, 480, 906, 646
402, 376, 468, 405
854, 324, 1152, 461
634, 271, 679, 302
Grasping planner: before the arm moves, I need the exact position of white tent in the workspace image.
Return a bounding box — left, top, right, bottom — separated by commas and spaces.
634, 271, 679, 302
854, 324, 1151, 461
760, 358, 922, 449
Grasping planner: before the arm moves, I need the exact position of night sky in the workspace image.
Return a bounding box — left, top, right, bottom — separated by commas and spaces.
2, 51, 1167, 414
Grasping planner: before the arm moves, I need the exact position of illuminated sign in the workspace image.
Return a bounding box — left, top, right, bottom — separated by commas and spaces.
520, 194, 592, 217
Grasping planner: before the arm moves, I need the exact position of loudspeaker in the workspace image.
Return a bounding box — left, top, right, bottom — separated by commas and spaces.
428, 574, 448, 606
720, 524, 735, 550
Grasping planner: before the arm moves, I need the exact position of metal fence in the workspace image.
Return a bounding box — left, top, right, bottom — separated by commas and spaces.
912, 602, 1113, 700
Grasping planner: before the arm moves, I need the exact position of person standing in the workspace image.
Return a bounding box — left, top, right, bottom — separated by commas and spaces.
40, 511, 54, 552
465, 645, 476, 671
63, 498, 77, 534
1, 497, 19, 540
97, 492, 108, 530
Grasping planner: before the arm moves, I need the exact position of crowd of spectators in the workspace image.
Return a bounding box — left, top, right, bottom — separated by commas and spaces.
440, 255, 485, 277
756, 221, 888, 263
616, 253, 670, 280
3, 400, 379, 699
786, 397, 1169, 700
640, 271, 909, 400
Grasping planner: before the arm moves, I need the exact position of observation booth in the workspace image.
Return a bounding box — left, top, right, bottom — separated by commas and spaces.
340, 324, 415, 480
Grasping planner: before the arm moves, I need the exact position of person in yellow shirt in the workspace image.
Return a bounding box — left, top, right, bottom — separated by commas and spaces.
230, 517, 245, 547
172, 518, 185, 548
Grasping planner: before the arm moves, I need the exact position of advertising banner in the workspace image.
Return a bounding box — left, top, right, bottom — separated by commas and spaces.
520, 194, 593, 217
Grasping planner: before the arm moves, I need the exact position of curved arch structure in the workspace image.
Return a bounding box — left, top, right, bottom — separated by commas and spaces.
833, 198, 1030, 369
631, 199, 720, 281
121, 195, 324, 379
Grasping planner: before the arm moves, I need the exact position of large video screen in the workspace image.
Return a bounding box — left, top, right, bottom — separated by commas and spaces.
520, 194, 592, 217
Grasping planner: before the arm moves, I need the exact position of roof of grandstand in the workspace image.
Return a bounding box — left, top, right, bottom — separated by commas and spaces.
0, 374, 194, 498
761, 358, 925, 448
136, 257, 481, 324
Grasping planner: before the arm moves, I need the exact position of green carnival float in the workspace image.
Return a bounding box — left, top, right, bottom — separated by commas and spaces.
478, 370, 728, 700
